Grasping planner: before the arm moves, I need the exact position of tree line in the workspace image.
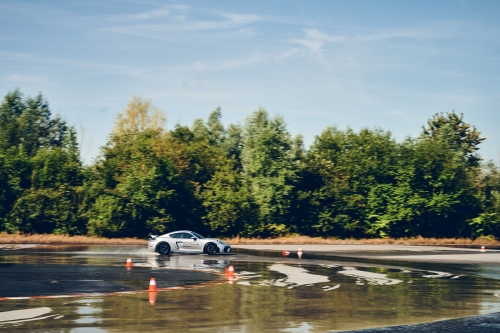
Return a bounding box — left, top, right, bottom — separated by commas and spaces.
0, 89, 499, 239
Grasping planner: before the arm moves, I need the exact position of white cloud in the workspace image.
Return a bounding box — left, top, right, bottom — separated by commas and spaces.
292, 24, 452, 55
0, 51, 37, 61
6, 74, 54, 86
104, 7, 172, 21
292, 29, 345, 54
104, 10, 261, 41
273, 48, 300, 61
190, 54, 263, 70
154, 49, 301, 74
292, 38, 324, 53
0, 52, 141, 77
356, 25, 454, 42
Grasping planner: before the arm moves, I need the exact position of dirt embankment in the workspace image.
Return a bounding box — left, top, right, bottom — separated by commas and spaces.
1, 233, 499, 246
226, 235, 500, 246
0, 233, 146, 245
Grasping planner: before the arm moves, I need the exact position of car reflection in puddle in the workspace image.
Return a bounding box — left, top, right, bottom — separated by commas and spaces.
134, 253, 229, 273
2, 246, 500, 333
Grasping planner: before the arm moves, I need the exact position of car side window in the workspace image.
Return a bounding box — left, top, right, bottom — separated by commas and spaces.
180, 233, 193, 239
169, 233, 180, 238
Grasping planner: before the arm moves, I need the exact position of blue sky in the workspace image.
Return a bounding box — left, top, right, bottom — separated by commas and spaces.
1, 0, 499, 164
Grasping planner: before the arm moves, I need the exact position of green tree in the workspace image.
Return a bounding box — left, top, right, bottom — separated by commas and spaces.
423, 111, 485, 166
87, 133, 186, 237
240, 108, 297, 236
368, 126, 482, 238
225, 124, 244, 170
0, 89, 67, 157
305, 127, 399, 237
0, 154, 18, 227
0, 90, 82, 234
1, 89, 496, 241
85, 97, 200, 237
6, 129, 84, 234
469, 161, 500, 238
206, 107, 226, 147
201, 161, 256, 236
8, 186, 82, 234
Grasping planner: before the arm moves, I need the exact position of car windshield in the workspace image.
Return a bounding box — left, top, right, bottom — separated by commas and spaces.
191, 232, 204, 239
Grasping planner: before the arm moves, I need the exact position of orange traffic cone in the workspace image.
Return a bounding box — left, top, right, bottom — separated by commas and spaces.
297, 248, 303, 259
125, 257, 133, 268
148, 278, 157, 292
282, 250, 290, 256
149, 291, 157, 305
226, 265, 235, 277
481, 246, 486, 252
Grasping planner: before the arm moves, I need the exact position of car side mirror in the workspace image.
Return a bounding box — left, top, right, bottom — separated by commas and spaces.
191, 236, 197, 240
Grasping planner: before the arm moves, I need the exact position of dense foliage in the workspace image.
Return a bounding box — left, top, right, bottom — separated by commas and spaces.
1, 89, 499, 239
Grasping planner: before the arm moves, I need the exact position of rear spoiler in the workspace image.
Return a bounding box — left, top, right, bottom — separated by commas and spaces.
149, 235, 159, 240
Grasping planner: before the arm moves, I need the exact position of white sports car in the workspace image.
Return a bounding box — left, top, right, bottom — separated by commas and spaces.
147, 230, 231, 255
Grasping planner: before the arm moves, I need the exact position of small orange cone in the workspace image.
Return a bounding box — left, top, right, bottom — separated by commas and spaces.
149, 291, 157, 305
297, 248, 303, 259
282, 250, 290, 256
148, 278, 157, 292
226, 265, 235, 277
481, 246, 486, 252
125, 257, 133, 268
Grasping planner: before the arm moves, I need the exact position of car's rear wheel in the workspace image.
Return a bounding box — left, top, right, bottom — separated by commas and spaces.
157, 243, 171, 255
204, 243, 218, 255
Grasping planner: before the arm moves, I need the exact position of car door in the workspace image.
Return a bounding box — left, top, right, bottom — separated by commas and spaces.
179, 232, 202, 252
169, 232, 185, 252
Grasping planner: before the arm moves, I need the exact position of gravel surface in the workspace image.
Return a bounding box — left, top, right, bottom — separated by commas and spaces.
334, 312, 500, 332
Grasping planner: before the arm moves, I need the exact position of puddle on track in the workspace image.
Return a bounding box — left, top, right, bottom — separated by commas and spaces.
1, 245, 500, 332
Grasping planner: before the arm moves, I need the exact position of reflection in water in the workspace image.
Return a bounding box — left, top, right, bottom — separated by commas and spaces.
0, 244, 41, 251
74, 299, 102, 325
282, 322, 314, 332
322, 284, 341, 291
70, 328, 107, 333
337, 266, 402, 285
2, 246, 500, 332
422, 271, 454, 279
74, 317, 101, 324
0, 307, 59, 325
258, 264, 329, 288
238, 264, 404, 288
2, 266, 496, 333
141, 254, 228, 273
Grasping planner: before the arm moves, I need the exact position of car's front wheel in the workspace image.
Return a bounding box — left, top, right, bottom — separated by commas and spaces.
204, 243, 218, 255
157, 243, 171, 255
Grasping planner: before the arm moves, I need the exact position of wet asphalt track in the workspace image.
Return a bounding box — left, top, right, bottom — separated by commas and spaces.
0, 264, 217, 297
1, 244, 500, 332
337, 312, 500, 333
236, 245, 500, 333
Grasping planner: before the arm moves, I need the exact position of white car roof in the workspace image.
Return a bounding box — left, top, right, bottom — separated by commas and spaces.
167, 230, 193, 234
